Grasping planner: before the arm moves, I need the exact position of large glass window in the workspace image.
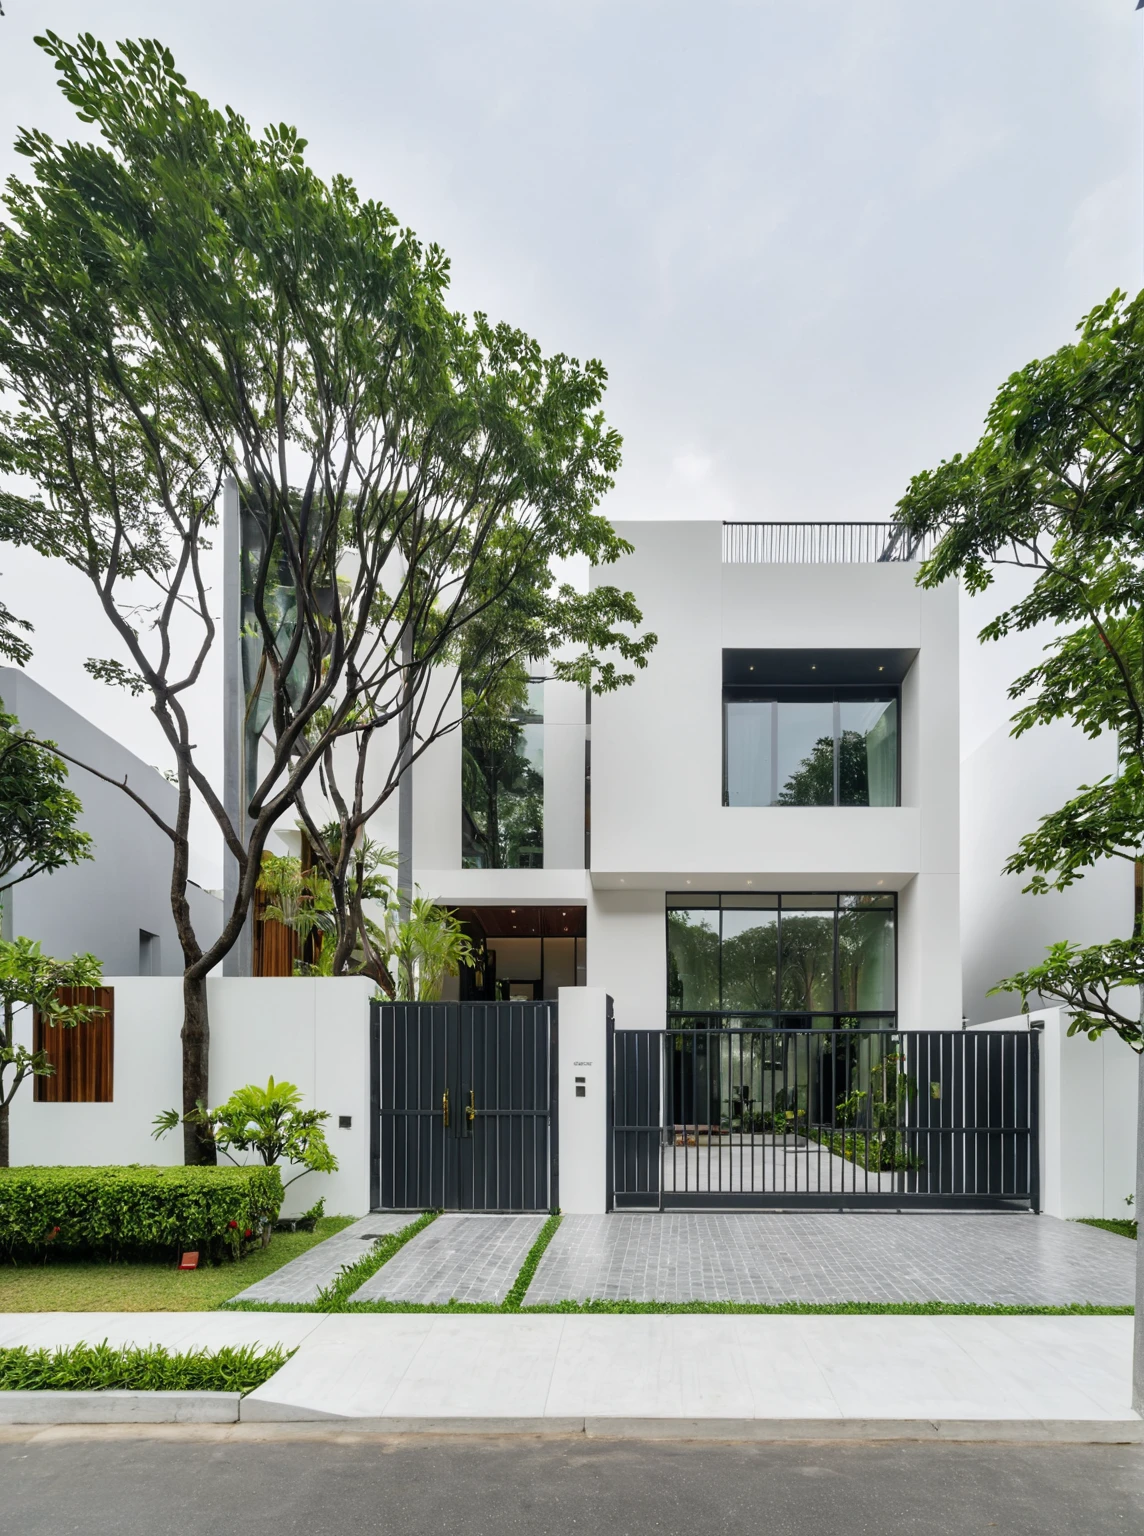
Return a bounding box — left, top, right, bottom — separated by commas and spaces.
462, 680, 544, 868
723, 691, 898, 807
666, 891, 896, 1027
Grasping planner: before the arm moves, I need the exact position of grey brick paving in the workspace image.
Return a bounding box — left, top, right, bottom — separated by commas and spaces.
352, 1214, 546, 1304
230, 1214, 412, 1305
524, 1213, 1136, 1306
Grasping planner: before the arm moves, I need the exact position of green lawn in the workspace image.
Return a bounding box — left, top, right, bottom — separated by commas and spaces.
1076, 1218, 1138, 1241
0, 1216, 355, 1312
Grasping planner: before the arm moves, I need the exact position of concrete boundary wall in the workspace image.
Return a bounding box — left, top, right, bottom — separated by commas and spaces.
977, 1009, 1138, 1221
8, 977, 374, 1217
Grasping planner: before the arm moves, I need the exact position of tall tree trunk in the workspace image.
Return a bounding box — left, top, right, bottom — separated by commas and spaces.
1133, 1047, 1143, 1414
0, 1001, 12, 1167
181, 971, 216, 1166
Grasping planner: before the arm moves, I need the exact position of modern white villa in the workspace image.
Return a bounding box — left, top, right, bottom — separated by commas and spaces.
5, 519, 1136, 1222
400, 519, 959, 1040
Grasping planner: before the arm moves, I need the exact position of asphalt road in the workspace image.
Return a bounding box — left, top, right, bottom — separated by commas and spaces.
1, 1432, 1141, 1535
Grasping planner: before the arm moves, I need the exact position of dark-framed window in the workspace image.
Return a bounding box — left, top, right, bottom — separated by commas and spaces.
462, 679, 544, 869
723, 687, 900, 807
666, 892, 895, 1028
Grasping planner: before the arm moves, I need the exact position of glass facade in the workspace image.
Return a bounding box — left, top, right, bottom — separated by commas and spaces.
724, 691, 898, 807
462, 680, 544, 868
667, 892, 895, 1027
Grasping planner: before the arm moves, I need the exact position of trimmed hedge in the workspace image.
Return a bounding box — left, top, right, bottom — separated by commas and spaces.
0, 1165, 283, 1260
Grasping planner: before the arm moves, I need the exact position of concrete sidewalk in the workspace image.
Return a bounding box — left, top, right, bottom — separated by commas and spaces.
1, 1312, 1138, 1437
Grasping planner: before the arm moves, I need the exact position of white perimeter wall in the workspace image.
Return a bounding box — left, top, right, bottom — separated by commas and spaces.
8, 977, 374, 1217
982, 1010, 1138, 1220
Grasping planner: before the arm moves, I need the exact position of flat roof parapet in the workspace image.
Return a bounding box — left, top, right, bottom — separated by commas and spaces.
723, 522, 936, 564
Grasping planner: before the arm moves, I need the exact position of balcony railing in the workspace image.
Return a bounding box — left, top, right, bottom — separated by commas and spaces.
723, 522, 937, 565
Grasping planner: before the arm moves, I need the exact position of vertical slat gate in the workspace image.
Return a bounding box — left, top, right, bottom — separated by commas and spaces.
609, 1026, 1039, 1211
373, 1000, 556, 1212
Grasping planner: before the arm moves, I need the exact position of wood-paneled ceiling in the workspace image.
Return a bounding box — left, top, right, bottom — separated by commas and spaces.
456, 905, 587, 939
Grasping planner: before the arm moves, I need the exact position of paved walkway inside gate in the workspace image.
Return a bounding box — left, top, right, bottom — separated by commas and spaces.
353, 1214, 547, 1305
524, 1214, 1136, 1306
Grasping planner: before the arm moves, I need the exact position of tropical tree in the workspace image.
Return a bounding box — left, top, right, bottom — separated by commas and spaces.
0, 935, 104, 1167
893, 285, 1144, 1410
0, 34, 654, 1163
0, 706, 91, 896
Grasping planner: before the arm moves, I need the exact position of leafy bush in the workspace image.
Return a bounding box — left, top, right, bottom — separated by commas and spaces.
0, 1165, 283, 1260
0, 1340, 290, 1393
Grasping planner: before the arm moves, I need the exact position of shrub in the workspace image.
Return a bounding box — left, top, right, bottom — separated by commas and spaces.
0, 1165, 283, 1260
0, 1340, 290, 1393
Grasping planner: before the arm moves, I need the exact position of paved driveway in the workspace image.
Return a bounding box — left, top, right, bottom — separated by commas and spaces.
524, 1213, 1136, 1305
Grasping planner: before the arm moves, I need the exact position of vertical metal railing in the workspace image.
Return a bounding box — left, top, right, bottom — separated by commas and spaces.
609, 1024, 1037, 1210
722, 522, 938, 564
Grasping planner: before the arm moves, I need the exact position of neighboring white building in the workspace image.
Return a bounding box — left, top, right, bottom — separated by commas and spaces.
958, 569, 1134, 1024
0, 667, 222, 974
411, 520, 960, 1037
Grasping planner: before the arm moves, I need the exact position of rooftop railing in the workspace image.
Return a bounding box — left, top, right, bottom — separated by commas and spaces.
723, 522, 937, 564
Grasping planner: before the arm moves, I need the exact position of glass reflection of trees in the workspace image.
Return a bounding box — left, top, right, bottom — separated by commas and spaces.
667, 894, 895, 1022
461, 680, 544, 869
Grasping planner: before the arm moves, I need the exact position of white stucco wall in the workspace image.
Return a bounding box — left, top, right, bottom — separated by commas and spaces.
556, 987, 610, 1213
8, 976, 374, 1217
982, 1009, 1138, 1221
586, 522, 961, 1030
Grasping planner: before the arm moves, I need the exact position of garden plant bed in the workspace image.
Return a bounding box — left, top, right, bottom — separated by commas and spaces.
0, 1341, 293, 1424
0, 1216, 354, 1312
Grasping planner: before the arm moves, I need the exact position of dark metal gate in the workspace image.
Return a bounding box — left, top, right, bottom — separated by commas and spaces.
610, 1024, 1039, 1211
372, 1000, 558, 1212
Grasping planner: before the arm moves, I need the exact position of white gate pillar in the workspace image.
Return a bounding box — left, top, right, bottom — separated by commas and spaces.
557, 987, 611, 1214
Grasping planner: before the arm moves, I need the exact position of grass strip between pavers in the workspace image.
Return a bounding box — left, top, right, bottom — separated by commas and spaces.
0, 1340, 293, 1393
503, 1210, 562, 1310
217, 1297, 1133, 1316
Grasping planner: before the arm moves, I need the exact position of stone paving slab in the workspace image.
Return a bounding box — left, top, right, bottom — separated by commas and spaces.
230, 1215, 412, 1306
352, 1214, 546, 1305
524, 1213, 1137, 1306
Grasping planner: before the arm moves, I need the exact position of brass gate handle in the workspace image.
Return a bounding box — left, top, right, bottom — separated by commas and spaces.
466, 1089, 476, 1124
442, 1089, 450, 1128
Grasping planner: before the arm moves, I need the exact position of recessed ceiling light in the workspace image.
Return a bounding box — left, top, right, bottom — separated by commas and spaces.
810, 664, 816, 671
878, 665, 884, 672
749, 665, 754, 672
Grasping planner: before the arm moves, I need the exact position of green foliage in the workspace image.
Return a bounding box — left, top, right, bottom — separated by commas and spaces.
152, 1078, 336, 1196
0, 32, 655, 1150
895, 287, 1144, 1049
382, 896, 475, 1002
830, 1050, 920, 1170
503, 1210, 562, 1310
461, 670, 544, 870
1076, 1218, 1137, 1240
0, 1340, 291, 1393
0, 708, 91, 894
0, 1164, 283, 1260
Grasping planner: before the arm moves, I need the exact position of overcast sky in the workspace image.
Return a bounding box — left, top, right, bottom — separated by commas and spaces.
0, 0, 1141, 875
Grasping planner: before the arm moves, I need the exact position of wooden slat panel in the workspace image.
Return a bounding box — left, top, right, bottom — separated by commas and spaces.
33, 986, 114, 1103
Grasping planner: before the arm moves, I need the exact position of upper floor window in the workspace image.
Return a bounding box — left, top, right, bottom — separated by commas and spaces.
722, 650, 908, 808
462, 680, 544, 869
